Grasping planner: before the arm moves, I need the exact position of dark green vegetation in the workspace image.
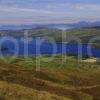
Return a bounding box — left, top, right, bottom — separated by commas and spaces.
0, 55, 100, 99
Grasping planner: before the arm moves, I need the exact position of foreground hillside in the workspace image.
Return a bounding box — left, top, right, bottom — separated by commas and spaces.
0, 55, 100, 100
0, 81, 69, 100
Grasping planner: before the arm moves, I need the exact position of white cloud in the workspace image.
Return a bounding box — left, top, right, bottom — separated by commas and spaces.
0, 3, 100, 24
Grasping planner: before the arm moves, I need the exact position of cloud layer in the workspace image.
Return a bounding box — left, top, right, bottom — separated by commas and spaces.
0, 0, 100, 25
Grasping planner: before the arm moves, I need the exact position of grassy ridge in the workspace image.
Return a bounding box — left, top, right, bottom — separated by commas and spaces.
1, 27, 100, 41
0, 55, 100, 99
1, 27, 100, 47
11, 55, 99, 69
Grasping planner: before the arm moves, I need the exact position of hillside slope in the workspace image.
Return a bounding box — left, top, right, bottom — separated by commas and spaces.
0, 55, 100, 99
0, 27, 100, 43
0, 81, 69, 100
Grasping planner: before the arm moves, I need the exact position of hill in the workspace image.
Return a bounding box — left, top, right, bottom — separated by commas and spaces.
0, 26, 100, 47
0, 26, 100, 38
0, 55, 100, 99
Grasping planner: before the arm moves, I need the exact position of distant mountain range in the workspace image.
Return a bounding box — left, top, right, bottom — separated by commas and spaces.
0, 21, 100, 30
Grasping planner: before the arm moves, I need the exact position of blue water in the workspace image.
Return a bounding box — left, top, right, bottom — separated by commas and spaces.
0, 38, 100, 57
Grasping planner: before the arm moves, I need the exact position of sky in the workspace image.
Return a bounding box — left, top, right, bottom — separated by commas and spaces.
0, 0, 100, 25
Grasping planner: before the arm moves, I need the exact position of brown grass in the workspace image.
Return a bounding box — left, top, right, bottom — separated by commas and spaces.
0, 62, 100, 99
0, 81, 71, 100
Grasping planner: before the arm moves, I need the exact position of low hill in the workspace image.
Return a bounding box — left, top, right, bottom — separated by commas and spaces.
0, 27, 100, 47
